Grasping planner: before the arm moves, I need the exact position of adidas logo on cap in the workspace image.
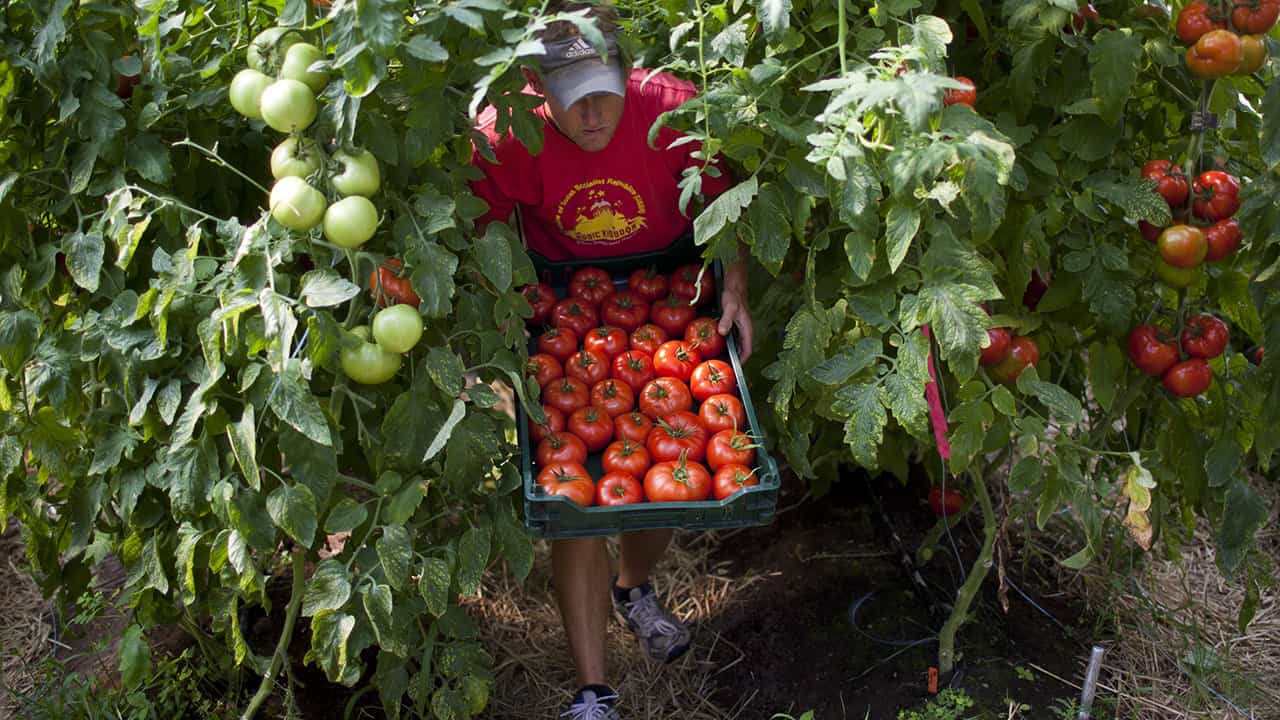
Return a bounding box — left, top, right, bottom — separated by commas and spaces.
562, 37, 596, 59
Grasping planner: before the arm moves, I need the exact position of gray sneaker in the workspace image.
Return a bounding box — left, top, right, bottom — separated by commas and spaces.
561, 686, 620, 720
612, 581, 691, 663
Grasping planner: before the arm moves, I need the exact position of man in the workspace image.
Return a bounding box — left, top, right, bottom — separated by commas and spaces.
470, 3, 754, 717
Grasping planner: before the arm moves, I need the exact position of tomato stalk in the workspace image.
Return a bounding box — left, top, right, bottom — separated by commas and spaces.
936, 466, 996, 677
240, 548, 306, 720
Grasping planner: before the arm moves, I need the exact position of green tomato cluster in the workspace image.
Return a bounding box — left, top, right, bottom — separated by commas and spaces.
340, 307, 424, 385
234, 28, 383, 247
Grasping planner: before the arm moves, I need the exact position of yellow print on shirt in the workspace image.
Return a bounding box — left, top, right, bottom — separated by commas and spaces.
554, 178, 648, 245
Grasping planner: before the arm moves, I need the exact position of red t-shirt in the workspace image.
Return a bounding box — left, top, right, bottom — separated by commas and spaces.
470, 69, 730, 261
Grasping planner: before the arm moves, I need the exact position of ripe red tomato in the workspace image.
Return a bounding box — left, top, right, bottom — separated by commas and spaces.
1141, 160, 1190, 208
1186, 30, 1245, 78
630, 324, 669, 355
599, 290, 650, 333
536, 326, 579, 363
1139, 221, 1164, 244
979, 327, 1012, 367
685, 317, 726, 359
1022, 269, 1050, 311
628, 267, 668, 302
1068, 2, 1100, 32
1158, 225, 1209, 268
670, 264, 715, 306
653, 340, 702, 383
699, 394, 747, 434
943, 76, 977, 107
1162, 358, 1213, 397
568, 266, 614, 306
645, 456, 712, 502
369, 258, 421, 307
650, 296, 697, 338
1250, 346, 1265, 365
590, 378, 634, 417
614, 410, 654, 444
647, 410, 708, 463
568, 404, 614, 452
596, 471, 644, 506
519, 282, 556, 325
712, 464, 759, 500
536, 431, 588, 466
1127, 325, 1179, 376
705, 429, 757, 471
529, 405, 565, 445
1176, 1, 1226, 45
1192, 170, 1240, 220
527, 353, 563, 387
1232, 0, 1280, 34
987, 336, 1040, 385
689, 359, 736, 401
928, 487, 964, 516
543, 377, 590, 415
583, 326, 629, 358
611, 351, 656, 393
537, 462, 594, 506
1204, 219, 1242, 261
602, 439, 651, 478
565, 348, 611, 386
639, 377, 693, 417
551, 298, 599, 339
1181, 315, 1229, 359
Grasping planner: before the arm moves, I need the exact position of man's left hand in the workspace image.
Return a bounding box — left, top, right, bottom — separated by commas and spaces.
718, 260, 753, 362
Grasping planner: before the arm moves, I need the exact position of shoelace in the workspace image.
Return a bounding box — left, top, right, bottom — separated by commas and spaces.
560, 693, 620, 720
625, 594, 681, 636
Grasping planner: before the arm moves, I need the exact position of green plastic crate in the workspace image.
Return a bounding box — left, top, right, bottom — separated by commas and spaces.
516, 250, 781, 539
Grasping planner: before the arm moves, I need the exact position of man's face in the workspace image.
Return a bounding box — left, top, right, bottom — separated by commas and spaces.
543, 89, 625, 152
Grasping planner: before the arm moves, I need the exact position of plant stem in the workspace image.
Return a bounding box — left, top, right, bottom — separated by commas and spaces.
240, 548, 306, 720
936, 467, 997, 676
837, 0, 848, 76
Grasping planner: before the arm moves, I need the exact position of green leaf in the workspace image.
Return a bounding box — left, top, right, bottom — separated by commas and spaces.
1007, 457, 1042, 493
278, 426, 338, 508
757, 0, 792, 42
884, 203, 921, 273
230, 491, 275, 552
1084, 173, 1171, 225
424, 399, 466, 462
119, 625, 152, 690
1216, 479, 1268, 576
1081, 264, 1136, 336
411, 243, 458, 318
0, 310, 39, 376
494, 511, 533, 583
1024, 380, 1083, 424
357, 0, 402, 52
1087, 341, 1124, 413
456, 525, 491, 597
419, 556, 453, 617
748, 182, 791, 275
404, 35, 449, 63
362, 582, 405, 657
125, 134, 173, 184
693, 175, 758, 246
377, 525, 414, 592
268, 364, 332, 447
833, 384, 887, 468
883, 333, 930, 439
1089, 30, 1141, 125
1261, 80, 1280, 169
475, 223, 514, 293
228, 407, 260, 490
913, 284, 987, 375
62, 231, 104, 292
325, 498, 369, 534
267, 484, 318, 549
303, 559, 353, 617
811, 338, 881, 384
301, 270, 361, 308
306, 610, 356, 684
991, 385, 1017, 416
1205, 433, 1241, 488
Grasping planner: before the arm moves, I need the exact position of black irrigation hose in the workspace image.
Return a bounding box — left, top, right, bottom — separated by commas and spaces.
847, 591, 938, 648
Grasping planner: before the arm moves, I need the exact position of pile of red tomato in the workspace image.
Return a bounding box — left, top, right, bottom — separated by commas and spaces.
1140, 160, 1242, 288
1176, 0, 1275, 78
1127, 315, 1228, 398
977, 307, 1041, 386
521, 265, 762, 507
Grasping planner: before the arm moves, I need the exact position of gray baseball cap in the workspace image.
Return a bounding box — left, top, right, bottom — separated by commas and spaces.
539, 32, 626, 108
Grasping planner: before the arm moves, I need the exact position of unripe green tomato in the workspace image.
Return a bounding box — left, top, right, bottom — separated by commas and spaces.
331, 149, 381, 196
270, 137, 322, 180
269, 176, 327, 231
229, 69, 272, 119
340, 326, 402, 385
248, 27, 301, 73
259, 78, 317, 133
1154, 259, 1201, 289
323, 196, 379, 249
279, 42, 329, 92
372, 304, 424, 353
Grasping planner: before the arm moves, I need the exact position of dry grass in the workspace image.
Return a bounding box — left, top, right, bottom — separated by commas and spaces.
0, 525, 53, 718
463, 531, 772, 720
